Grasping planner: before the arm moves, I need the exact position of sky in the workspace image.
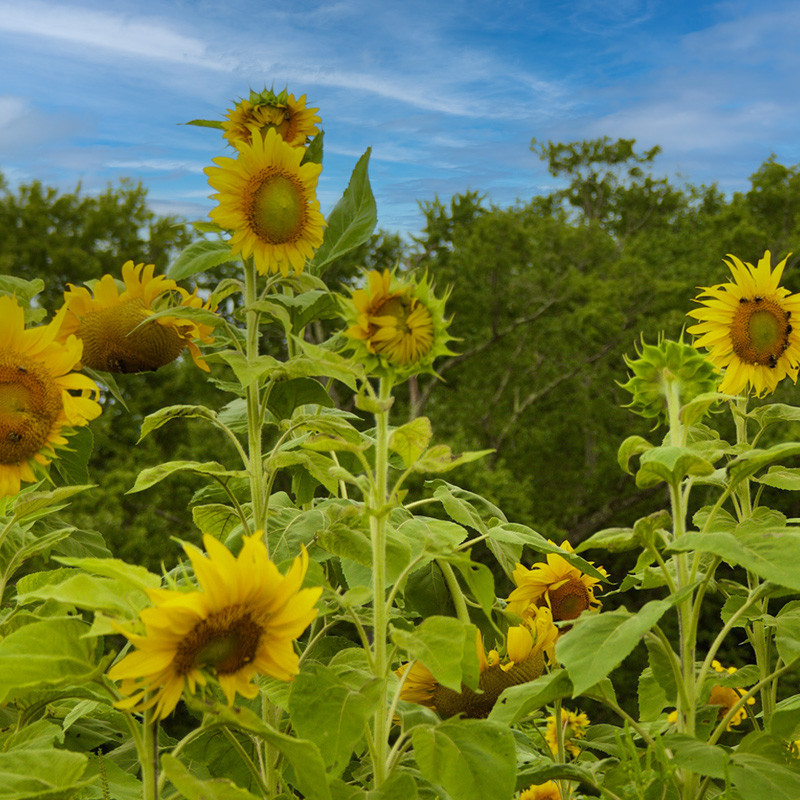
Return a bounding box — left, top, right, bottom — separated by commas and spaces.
1, 0, 799, 237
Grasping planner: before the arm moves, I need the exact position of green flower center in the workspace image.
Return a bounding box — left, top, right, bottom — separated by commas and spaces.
250, 172, 305, 244
0, 354, 62, 464
731, 297, 791, 367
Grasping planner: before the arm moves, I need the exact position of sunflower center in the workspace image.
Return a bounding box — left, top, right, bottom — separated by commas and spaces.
547, 577, 591, 621
77, 299, 187, 373
372, 295, 435, 365
257, 107, 293, 140
249, 171, 306, 244
730, 298, 791, 366
0, 353, 63, 465
175, 608, 262, 676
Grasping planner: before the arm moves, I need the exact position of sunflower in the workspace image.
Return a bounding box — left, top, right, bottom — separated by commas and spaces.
707, 660, 756, 730
507, 540, 607, 623
518, 781, 562, 800
545, 708, 590, 757
343, 270, 453, 378
223, 92, 320, 148
687, 251, 800, 397
107, 533, 321, 720
396, 609, 558, 719
205, 127, 325, 277
58, 261, 215, 373
0, 296, 101, 496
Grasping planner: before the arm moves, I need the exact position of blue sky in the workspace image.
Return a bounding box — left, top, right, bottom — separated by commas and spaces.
1, 0, 799, 236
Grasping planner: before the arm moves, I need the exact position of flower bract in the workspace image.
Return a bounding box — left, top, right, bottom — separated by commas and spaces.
687, 251, 800, 397
223, 91, 320, 148
107, 533, 322, 720
205, 127, 325, 276
396, 610, 557, 719
343, 270, 453, 379
0, 296, 101, 496
545, 708, 590, 757
507, 540, 607, 623
58, 261, 215, 373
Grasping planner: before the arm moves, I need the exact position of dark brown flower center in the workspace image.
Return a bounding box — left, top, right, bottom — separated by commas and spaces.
77, 299, 186, 373
547, 577, 591, 621
174, 608, 262, 676
248, 171, 306, 244
0, 353, 63, 464
730, 297, 792, 367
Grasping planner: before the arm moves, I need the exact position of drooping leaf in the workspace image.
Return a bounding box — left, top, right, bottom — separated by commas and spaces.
168, 239, 236, 280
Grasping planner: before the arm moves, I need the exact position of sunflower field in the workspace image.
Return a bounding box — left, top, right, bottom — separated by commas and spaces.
5, 88, 800, 800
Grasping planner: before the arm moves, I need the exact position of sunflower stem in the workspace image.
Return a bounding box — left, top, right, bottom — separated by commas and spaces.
370, 376, 392, 788
437, 559, 470, 624
141, 708, 159, 800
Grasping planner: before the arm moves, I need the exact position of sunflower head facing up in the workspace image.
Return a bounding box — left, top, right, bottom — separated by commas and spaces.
687, 251, 800, 397
0, 296, 101, 496
223, 89, 320, 149
206, 127, 325, 277
343, 270, 453, 379
396, 612, 557, 720
58, 261, 215, 374
518, 781, 562, 800
507, 540, 607, 624
545, 708, 590, 758
107, 533, 322, 720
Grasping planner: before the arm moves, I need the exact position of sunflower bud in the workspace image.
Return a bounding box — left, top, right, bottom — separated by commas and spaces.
619, 337, 720, 424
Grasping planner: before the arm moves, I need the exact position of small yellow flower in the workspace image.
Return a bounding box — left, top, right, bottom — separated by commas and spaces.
58, 261, 215, 373
708, 660, 755, 730
223, 92, 320, 148
206, 128, 325, 277
507, 540, 607, 623
0, 296, 101, 496
396, 610, 558, 719
687, 251, 800, 397
518, 781, 562, 800
107, 533, 321, 720
545, 708, 590, 758
343, 270, 453, 377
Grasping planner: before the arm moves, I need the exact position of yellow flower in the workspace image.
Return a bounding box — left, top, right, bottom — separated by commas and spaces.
396, 610, 558, 719
708, 660, 755, 730
58, 261, 215, 373
519, 781, 562, 800
223, 93, 320, 148
107, 533, 321, 720
0, 296, 101, 496
545, 708, 590, 758
507, 540, 607, 623
687, 251, 800, 397
205, 127, 325, 277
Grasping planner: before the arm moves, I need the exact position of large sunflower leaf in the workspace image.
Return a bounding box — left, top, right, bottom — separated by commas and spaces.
411, 718, 516, 800
0, 749, 91, 800
168, 239, 237, 280
127, 461, 247, 494
161, 755, 259, 800
489, 668, 574, 725
311, 149, 376, 273
730, 752, 800, 799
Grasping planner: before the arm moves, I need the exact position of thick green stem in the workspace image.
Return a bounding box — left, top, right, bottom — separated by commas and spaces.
370, 377, 392, 788
141, 710, 159, 800
437, 559, 470, 624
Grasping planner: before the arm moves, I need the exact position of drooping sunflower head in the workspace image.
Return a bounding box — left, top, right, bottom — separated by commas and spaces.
342, 269, 454, 379
545, 708, 590, 758
687, 251, 800, 397
707, 660, 755, 730
223, 89, 321, 148
107, 533, 322, 720
507, 540, 607, 624
57, 261, 216, 374
206, 127, 325, 277
518, 781, 562, 800
396, 615, 557, 720
0, 296, 101, 496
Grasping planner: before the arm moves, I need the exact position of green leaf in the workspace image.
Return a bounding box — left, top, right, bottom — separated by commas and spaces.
661, 734, 729, 778
0, 749, 90, 800
214, 350, 282, 389
392, 616, 479, 692
769, 694, 800, 740
53, 556, 161, 592
489, 668, 574, 725
575, 526, 638, 553
753, 466, 800, 490
294, 340, 365, 391
635, 445, 715, 488
748, 403, 800, 426
168, 239, 236, 280
184, 700, 332, 800
311, 149, 377, 272
397, 516, 467, 554
288, 664, 382, 776
557, 600, 672, 696
127, 461, 246, 494
669, 530, 800, 590
53, 426, 93, 485
618, 435, 653, 474
0, 618, 97, 704
728, 443, 800, 488
775, 602, 800, 665
411, 718, 516, 800
442, 554, 496, 620
192, 503, 242, 540
12, 485, 94, 523
389, 417, 433, 469
161, 754, 260, 800
184, 118, 225, 130
413, 445, 495, 474
637, 666, 667, 722
138, 404, 219, 442
730, 752, 800, 799
268, 377, 333, 421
